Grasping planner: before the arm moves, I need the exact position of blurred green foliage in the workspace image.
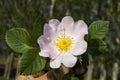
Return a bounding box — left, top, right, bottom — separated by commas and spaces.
0, 76, 6, 80
0, 0, 120, 80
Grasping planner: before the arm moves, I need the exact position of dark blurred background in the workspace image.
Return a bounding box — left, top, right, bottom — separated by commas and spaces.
0, 0, 120, 80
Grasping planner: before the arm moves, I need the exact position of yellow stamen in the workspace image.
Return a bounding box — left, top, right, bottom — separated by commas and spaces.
54, 34, 73, 52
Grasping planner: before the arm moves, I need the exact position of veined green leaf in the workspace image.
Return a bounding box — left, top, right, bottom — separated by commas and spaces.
87, 39, 107, 56
98, 40, 107, 51
89, 21, 109, 39
18, 48, 46, 75
6, 28, 33, 53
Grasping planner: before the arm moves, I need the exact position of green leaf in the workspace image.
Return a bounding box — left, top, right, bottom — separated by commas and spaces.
80, 54, 89, 67
98, 40, 107, 51
78, 56, 82, 65
89, 21, 109, 39
18, 48, 46, 75
87, 39, 107, 56
71, 77, 79, 80
53, 69, 61, 80
6, 28, 33, 53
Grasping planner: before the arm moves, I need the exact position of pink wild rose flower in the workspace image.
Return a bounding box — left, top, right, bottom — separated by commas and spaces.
38, 16, 88, 68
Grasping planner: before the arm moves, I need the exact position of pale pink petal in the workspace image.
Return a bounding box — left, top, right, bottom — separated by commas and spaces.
74, 20, 88, 36
39, 48, 59, 59
39, 44, 60, 59
43, 24, 53, 41
37, 35, 58, 58
44, 20, 62, 40
71, 40, 87, 56
44, 23, 59, 41
39, 50, 49, 57
38, 36, 50, 57
62, 54, 77, 67
61, 16, 74, 31
50, 56, 61, 68
39, 46, 60, 59
49, 19, 60, 32
56, 23, 65, 34
48, 46, 60, 60
37, 35, 48, 49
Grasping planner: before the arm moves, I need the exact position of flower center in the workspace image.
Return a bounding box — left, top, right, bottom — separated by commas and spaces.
54, 34, 73, 52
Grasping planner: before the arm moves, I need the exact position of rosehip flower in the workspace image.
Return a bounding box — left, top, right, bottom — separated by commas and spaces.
38, 16, 88, 68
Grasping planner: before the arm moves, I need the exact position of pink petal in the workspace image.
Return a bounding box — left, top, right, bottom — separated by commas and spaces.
48, 46, 60, 60
39, 45, 60, 59
49, 19, 60, 32
50, 56, 62, 68
44, 19, 61, 41
43, 24, 53, 41
38, 32, 60, 59
37, 36, 48, 49
56, 23, 65, 34
71, 40, 87, 56
39, 48, 60, 59
74, 20, 88, 36
62, 54, 77, 67
39, 50, 49, 57
38, 36, 50, 57
43, 23, 58, 41
39, 43, 60, 59
61, 16, 74, 31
